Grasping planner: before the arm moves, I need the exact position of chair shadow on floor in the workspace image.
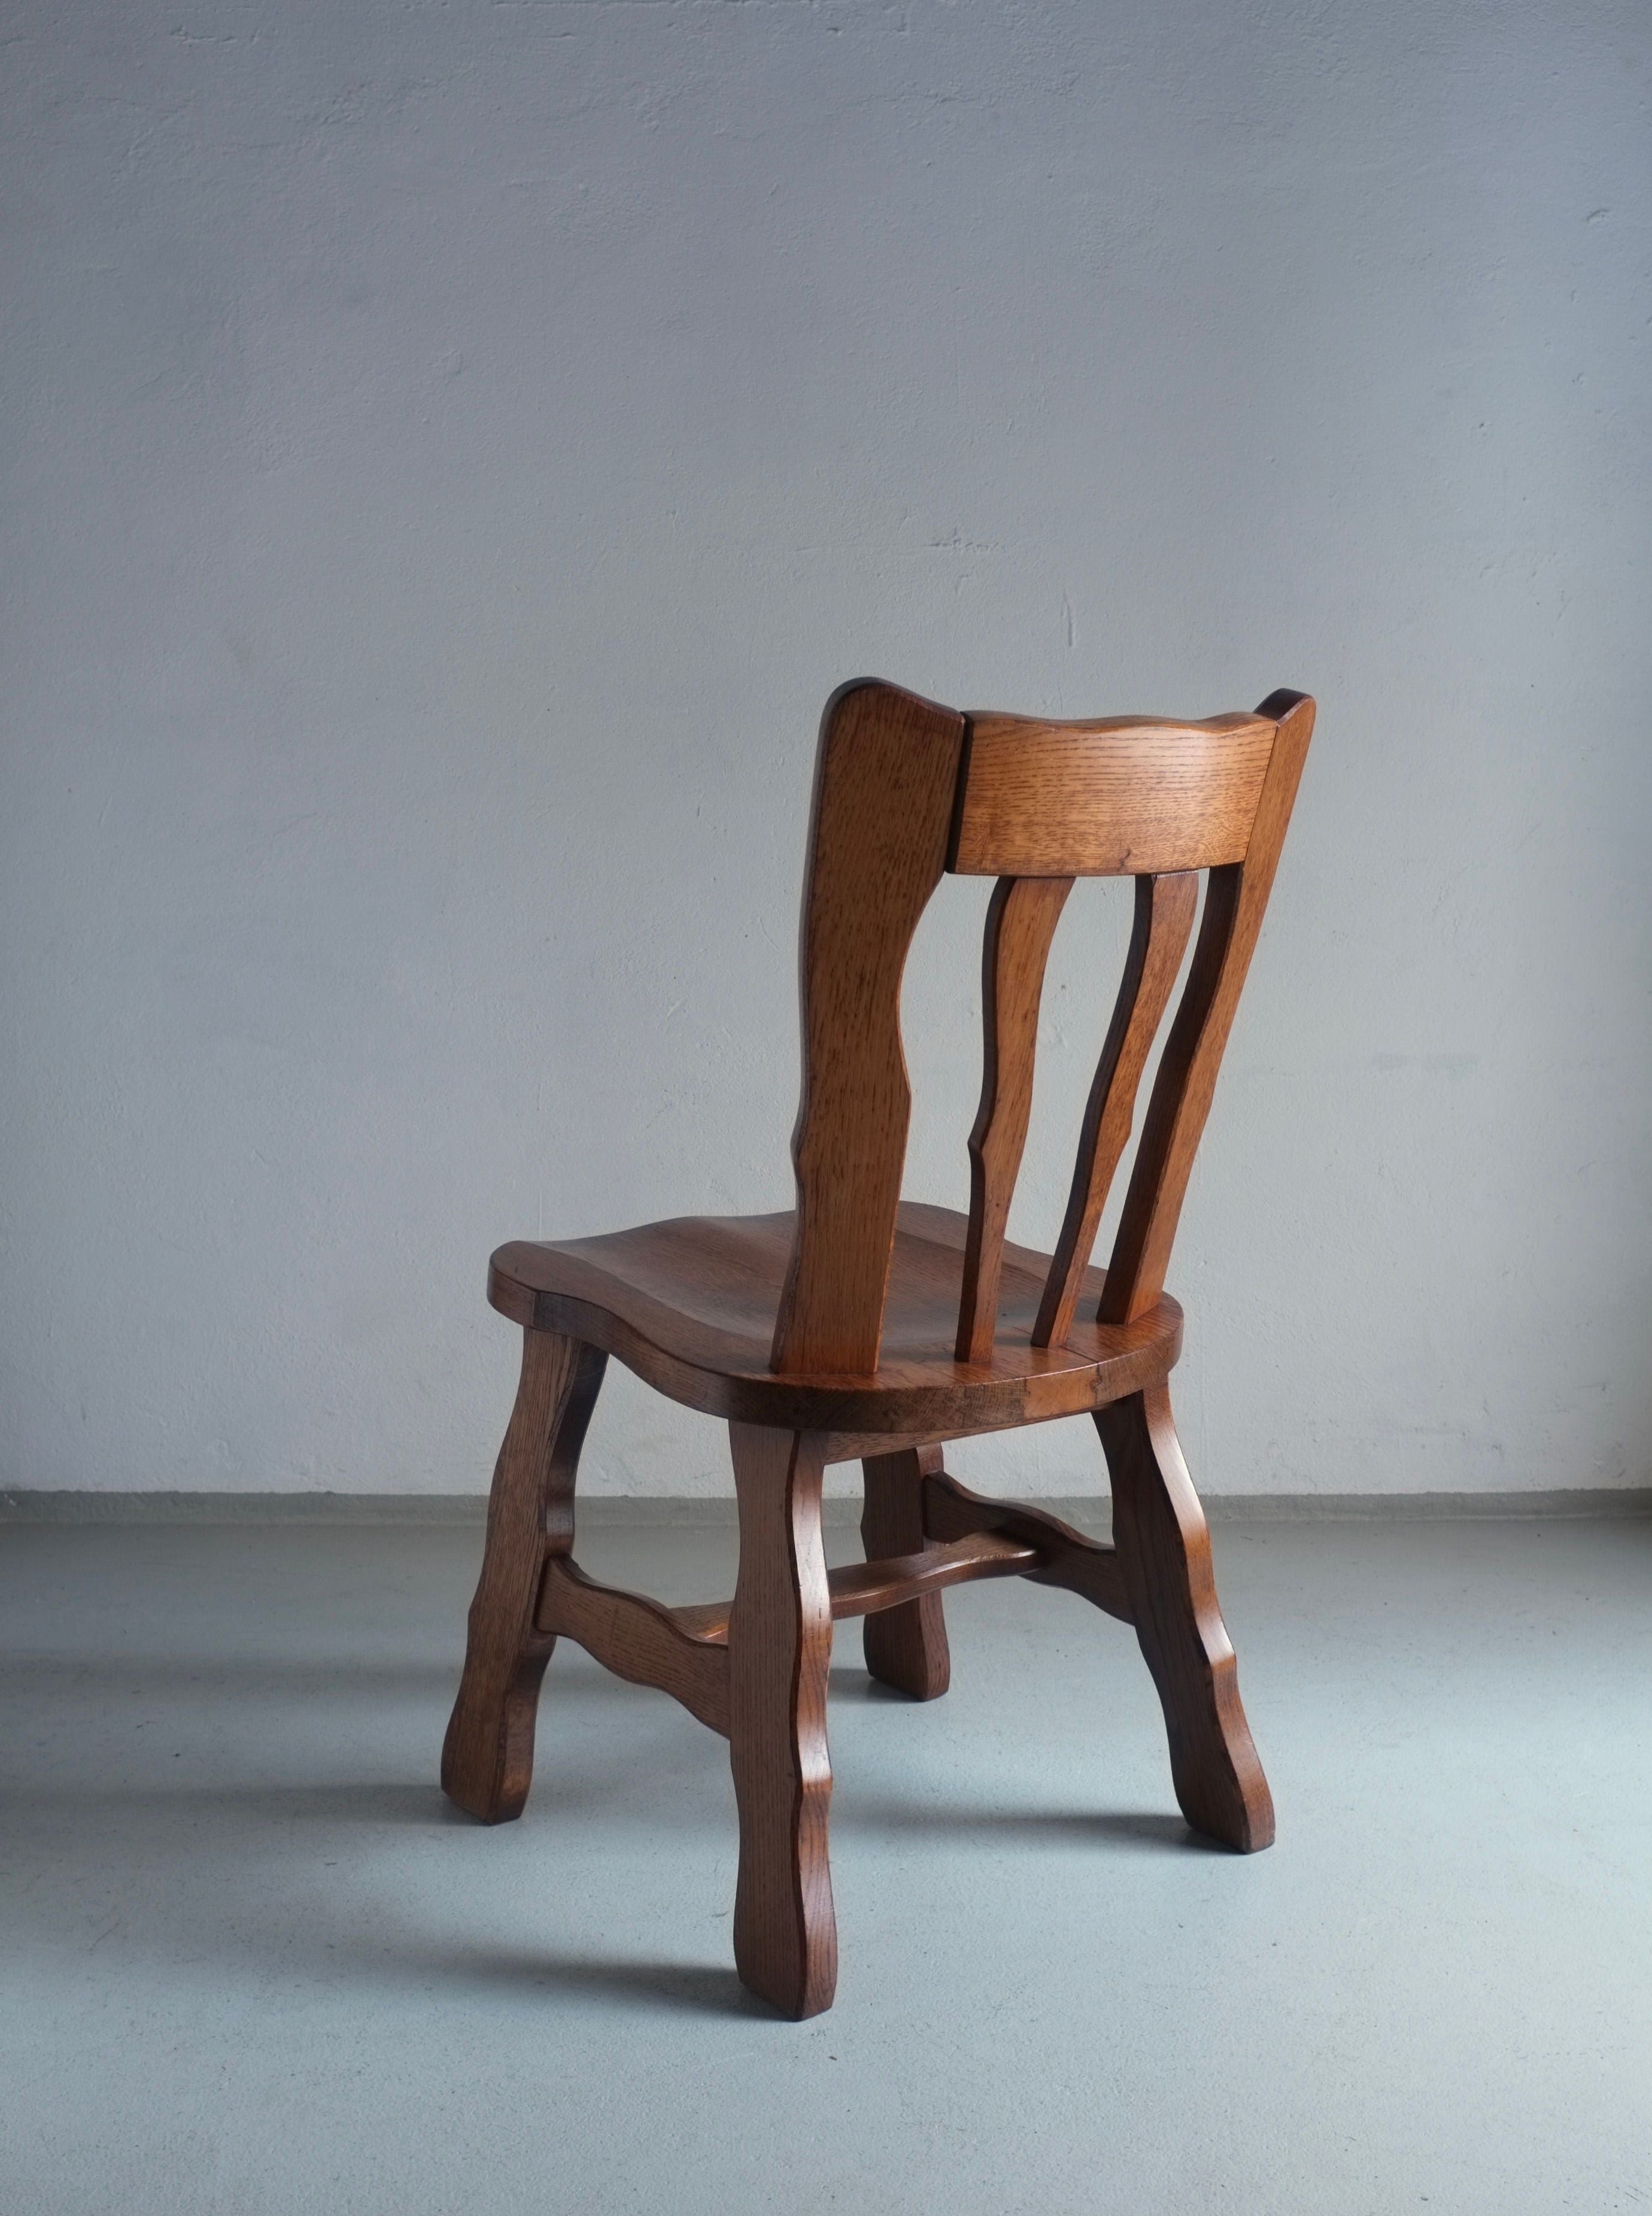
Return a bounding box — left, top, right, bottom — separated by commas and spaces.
1, 1652, 1229, 2020
0, 1652, 468, 1701
409, 1945, 760, 2018
836, 1798, 1232, 1853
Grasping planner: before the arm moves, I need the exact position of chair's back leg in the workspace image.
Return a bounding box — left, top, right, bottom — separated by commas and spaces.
861, 1444, 950, 1699
727, 1423, 837, 2018
1096, 1385, 1275, 1851
441, 1330, 606, 1823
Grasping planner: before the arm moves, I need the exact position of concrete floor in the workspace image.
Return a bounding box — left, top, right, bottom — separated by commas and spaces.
2, 1513, 1649, 2215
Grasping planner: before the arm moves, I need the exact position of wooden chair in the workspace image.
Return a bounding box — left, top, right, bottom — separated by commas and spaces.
442, 677, 1315, 2018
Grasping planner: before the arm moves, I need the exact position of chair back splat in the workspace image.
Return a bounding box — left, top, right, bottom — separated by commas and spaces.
769, 680, 1315, 1375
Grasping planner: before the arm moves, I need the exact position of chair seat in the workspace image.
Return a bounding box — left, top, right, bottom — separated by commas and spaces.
490, 1199, 1182, 1444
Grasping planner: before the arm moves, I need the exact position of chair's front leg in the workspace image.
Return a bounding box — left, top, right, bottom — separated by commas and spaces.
1097, 1384, 1275, 1852
727, 1423, 837, 2018
441, 1331, 606, 1823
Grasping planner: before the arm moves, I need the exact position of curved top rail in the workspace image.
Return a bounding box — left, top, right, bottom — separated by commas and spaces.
949, 711, 1277, 878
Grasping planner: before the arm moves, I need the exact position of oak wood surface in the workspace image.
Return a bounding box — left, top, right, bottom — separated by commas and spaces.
491, 1201, 1181, 1442
552, 1528, 1035, 1667
727, 1424, 837, 2018
1096, 1386, 1274, 1850
861, 1443, 950, 1698
1032, 870, 1198, 1349
441, 1332, 606, 1822
770, 680, 967, 1376
956, 875, 1074, 1364
536, 1555, 731, 1737
1100, 691, 1316, 1324
828, 1530, 1036, 1613
950, 712, 1276, 878
922, 1465, 1133, 1625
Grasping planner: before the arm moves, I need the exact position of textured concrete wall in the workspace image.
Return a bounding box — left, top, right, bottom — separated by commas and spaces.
4, 2, 1649, 1498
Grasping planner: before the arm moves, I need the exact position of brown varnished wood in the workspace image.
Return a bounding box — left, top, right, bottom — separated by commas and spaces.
861, 1443, 950, 1698
922, 1465, 1132, 1624
1032, 871, 1199, 1349
727, 1424, 837, 2018
535, 1556, 731, 1737
830, 1530, 1037, 1614
491, 1201, 1182, 1442
950, 712, 1276, 878
770, 680, 968, 1376
451, 678, 1313, 2014
956, 875, 1074, 1364
441, 1332, 606, 1822
1100, 691, 1316, 1323
1096, 1386, 1274, 1850
669, 1598, 739, 1643
564, 1530, 1034, 1662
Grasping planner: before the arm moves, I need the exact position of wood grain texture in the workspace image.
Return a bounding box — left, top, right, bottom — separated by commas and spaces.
1100, 691, 1316, 1324
861, 1443, 950, 1698
770, 679, 968, 1376
1032, 871, 1198, 1349
727, 1424, 837, 2018
573, 1529, 1030, 1660
956, 875, 1074, 1364
830, 1531, 1036, 1613
1095, 1386, 1274, 1850
950, 713, 1276, 878
922, 1465, 1132, 1624
490, 1201, 1181, 1442
441, 1331, 606, 1822
536, 1556, 731, 1736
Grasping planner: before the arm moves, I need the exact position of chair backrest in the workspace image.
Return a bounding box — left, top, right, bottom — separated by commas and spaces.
769, 678, 1315, 1376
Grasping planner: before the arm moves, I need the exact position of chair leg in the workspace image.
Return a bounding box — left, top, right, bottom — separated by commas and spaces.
727, 1423, 837, 2018
1095, 1384, 1275, 1852
861, 1444, 950, 1698
441, 1331, 606, 1823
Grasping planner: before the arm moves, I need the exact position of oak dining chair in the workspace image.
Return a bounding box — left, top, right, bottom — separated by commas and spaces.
442, 676, 1315, 2018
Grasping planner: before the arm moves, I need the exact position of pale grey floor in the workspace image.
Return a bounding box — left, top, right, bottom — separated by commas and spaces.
2, 1513, 1650, 2215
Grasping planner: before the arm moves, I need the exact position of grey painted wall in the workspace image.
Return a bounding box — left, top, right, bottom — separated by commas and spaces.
4, 1, 1649, 1499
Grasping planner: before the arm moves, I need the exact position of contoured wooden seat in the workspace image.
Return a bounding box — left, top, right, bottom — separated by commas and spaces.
445, 676, 1315, 2018
489, 1202, 1181, 1437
